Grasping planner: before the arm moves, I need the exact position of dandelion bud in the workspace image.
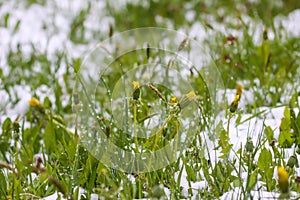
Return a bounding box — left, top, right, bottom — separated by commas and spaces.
229, 84, 243, 113
132, 81, 140, 100
287, 155, 298, 168
229, 99, 238, 113
277, 166, 289, 193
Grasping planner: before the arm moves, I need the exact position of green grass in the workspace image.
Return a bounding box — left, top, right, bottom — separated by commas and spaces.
0, 0, 300, 199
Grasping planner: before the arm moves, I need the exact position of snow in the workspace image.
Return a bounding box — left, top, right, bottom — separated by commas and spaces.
174, 167, 207, 197
274, 9, 300, 38
42, 187, 98, 200
221, 188, 299, 200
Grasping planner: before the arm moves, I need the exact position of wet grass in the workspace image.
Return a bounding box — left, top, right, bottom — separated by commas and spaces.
0, 0, 300, 199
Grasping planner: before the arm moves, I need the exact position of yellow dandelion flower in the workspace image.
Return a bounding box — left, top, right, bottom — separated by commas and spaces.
132, 81, 140, 89
277, 166, 289, 193
28, 97, 42, 108
171, 96, 178, 103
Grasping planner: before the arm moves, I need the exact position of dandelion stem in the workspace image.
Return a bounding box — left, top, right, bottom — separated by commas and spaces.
133, 103, 139, 153
152, 114, 173, 152
225, 112, 232, 149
